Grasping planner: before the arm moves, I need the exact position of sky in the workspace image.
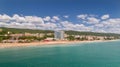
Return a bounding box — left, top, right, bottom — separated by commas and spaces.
0, 0, 120, 33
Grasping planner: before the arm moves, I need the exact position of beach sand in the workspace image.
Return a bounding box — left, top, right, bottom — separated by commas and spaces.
0, 40, 118, 49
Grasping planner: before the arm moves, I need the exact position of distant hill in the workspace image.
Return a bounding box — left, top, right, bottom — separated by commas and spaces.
0, 27, 54, 33
65, 30, 120, 37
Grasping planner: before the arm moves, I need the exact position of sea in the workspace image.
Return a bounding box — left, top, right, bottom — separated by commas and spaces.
0, 40, 120, 67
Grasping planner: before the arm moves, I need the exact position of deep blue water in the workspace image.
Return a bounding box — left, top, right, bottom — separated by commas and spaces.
0, 41, 120, 67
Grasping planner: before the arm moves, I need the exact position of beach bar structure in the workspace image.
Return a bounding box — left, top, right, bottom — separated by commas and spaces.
54, 30, 64, 40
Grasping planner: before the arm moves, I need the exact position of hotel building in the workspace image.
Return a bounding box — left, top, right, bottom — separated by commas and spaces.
54, 30, 64, 40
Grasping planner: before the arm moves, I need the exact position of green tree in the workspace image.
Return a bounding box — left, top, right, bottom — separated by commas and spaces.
67, 35, 75, 41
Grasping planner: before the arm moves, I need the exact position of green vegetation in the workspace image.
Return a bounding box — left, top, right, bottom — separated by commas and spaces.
65, 30, 120, 38
67, 35, 75, 41
0, 30, 8, 35
0, 27, 53, 34
0, 36, 11, 42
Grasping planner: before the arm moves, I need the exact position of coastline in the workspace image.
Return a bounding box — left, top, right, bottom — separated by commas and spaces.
0, 40, 119, 49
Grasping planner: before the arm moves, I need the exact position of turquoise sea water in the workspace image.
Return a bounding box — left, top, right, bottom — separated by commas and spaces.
0, 41, 120, 67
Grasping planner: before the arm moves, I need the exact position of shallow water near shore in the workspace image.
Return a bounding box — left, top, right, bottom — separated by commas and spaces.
0, 40, 120, 67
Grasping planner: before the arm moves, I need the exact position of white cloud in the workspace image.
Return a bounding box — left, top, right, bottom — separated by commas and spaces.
44, 22, 57, 29
0, 14, 11, 22
0, 14, 120, 33
60, 21, 91, 31
94, 24, 104, 27
101, 14, 110, 20
51, 19, 56, 22
43, 16, 51, 21
102, 19, 120, 28
77, 14, 87, 19
50, 16, 60, 22
63, 15, 69, 18
0, 14, 45, 29
87, 17, 100, 24
25, 16, 44, 24
12, 14, 26, 23
91, 18, 120, 33
52, 16, 60, 20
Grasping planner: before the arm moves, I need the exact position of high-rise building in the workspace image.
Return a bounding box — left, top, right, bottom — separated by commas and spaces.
54, 30, 64, 40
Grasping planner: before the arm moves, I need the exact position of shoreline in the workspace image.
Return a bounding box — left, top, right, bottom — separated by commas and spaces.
0, 40, 119, 49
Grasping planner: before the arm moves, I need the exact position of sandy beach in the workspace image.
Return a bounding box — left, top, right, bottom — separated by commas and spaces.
0, 40, 118, 49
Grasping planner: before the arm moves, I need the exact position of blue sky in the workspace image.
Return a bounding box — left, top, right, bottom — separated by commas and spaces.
0, 0, 120, 17
0, 0, 120, 33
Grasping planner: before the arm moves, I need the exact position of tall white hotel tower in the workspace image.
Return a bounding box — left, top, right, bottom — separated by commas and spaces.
54, 30, 64, 40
